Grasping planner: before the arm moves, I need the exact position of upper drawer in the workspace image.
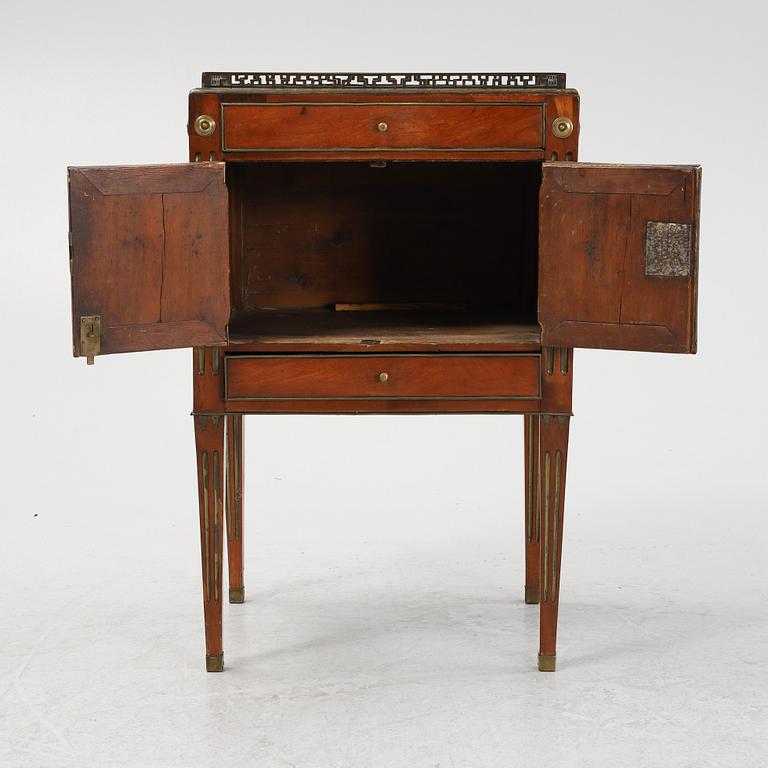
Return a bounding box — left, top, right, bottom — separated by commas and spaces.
221, 103, 544, 154
225, 353, 540, 401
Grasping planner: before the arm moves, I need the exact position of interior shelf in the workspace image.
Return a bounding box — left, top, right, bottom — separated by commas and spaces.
227, 309, 541, 348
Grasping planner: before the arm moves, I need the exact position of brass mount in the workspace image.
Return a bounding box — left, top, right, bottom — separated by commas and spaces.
79, 315, 101, 364
194, 114, 217, 137
551, 116, 574, 139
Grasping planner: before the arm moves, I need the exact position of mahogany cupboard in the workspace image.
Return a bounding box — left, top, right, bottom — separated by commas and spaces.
67, 72, 701, 672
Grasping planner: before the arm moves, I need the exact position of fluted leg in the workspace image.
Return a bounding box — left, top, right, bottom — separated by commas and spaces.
194, 414, 225, 672
524, 415, 540, 604
226, 415, 245, 603
537, 414, 570, 672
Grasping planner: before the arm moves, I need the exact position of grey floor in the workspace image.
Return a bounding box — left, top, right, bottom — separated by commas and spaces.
1, 416, 766, 767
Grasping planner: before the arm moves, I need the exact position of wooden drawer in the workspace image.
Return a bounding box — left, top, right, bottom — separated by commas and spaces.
224, 354, 540, 401
221, 103, 544, 153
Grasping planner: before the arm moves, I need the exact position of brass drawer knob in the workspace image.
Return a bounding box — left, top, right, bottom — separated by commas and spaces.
194, 114, 217, 137
377, 121, 388, 133
378, 372, 389, 382
551, 116, 574, 139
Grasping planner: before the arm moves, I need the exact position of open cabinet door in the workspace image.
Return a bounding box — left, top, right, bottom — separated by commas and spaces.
539, 163, 700, 353
69, 163, 229, 359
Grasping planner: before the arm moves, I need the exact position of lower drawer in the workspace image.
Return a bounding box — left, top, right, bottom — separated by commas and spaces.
224, 354, 540, 401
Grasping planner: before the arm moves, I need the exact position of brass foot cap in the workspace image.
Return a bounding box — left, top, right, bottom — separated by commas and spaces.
538, 654, 556, 672
229, 587, 245, 604
525, 586, 540, 604
206, 654, 224, 673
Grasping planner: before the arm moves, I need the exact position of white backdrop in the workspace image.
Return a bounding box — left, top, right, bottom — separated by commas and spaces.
1, 2, 766, 767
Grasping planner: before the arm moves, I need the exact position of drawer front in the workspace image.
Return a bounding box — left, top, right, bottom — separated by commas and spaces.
225, 354, 540, 401
222, 103, 544, 153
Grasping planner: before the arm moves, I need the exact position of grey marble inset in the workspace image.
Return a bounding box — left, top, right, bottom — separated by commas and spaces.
645, 222, 692, 277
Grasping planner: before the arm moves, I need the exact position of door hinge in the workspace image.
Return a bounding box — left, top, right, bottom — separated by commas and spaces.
79, 315, 101, 365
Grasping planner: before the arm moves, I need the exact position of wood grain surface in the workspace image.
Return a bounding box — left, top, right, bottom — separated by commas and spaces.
69, 163, 230, 356
225, 353, 540, 401
223, 102, 544, 153
539, 162, 701, 353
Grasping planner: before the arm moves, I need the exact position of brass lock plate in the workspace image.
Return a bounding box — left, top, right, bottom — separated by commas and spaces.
79, 315, 102, 363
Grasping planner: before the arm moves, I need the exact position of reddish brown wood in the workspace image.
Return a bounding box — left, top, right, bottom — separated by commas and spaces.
222, 399, 540, 415
544, 92, 580, 162
66, 78, 705, 673
227, 312, 541, 351
188, 89, 580, 162
225, 354, 540, 401
193, 88, 576, 107
188, 92, 222, 162
540, 347, 574, 414
194, 414, 225, 671
537, 414, 570, 671
69, 163, 230, 356
524, 415, 540, 604
192, 347, 225, 414
226, 415, 244, 604
539, 163, 701, 353
222, 102, 544, 153
225, 341, 540, 355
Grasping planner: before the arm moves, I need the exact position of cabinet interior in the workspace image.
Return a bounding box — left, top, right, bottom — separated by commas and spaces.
227, 161, 541, 345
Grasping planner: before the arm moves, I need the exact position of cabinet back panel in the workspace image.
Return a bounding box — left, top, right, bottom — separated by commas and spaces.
230, 162, 539, 316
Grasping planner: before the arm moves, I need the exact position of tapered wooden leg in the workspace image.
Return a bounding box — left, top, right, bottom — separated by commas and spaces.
226, 415, 245, 604
194, 414, 225, 672
524, 415, 540, 604
537, 414, 570, 672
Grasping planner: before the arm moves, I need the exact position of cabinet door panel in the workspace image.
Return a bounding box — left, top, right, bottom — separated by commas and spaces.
539, 163, 700, 353
69, 163, 229, 357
